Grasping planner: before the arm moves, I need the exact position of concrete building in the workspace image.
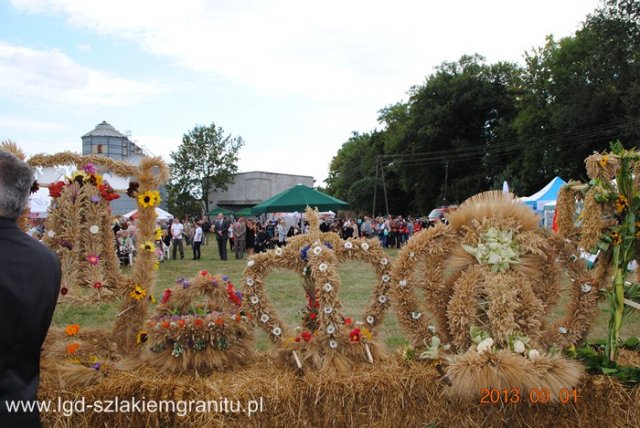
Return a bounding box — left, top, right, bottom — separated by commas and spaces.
81, 121, 168, 215
208, 171, 314, 212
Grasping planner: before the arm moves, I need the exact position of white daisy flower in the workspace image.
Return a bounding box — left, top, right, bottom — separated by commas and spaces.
275, 248, 283, 256
260, 314, 270, 323
528, 349, 540, 360
428, 325, 436, 333
380, 258, 389, 266
344, 241, 353, 249
409, 251, 415, 258
581, 283, 592, 293
399, 279, 408, 287
323, 283, 333, 292
477, 338, 494, 354
361, 242, 369, 251
411, 312, 421, 320
247, 260, 255, 267
329, 340, 338, 349
246, 278, 255, 287
47, 230, 55, 238
327, 325, 335, 334
381, 275, 390, 283
272, 327, 282, 336
558, 326, 568, 334
324, 306, 333, 314
250, 296, 259, 305
378, 295, 387, 304
318, 263, 328, 272
312, 246, 323, 255
89, 225, 100, 234
513, 340, 525, 354
366, 315, 375, 324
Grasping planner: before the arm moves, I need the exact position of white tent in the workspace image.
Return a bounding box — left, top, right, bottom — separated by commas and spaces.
520, 176, 567, 212
123, 207, 174, 221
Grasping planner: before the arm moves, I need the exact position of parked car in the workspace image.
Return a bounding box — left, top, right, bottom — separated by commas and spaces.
427, 206, 458, 225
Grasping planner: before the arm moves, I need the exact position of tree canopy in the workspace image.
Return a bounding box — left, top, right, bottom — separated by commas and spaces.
168, 123, 244, 218
326, 0, 640, 215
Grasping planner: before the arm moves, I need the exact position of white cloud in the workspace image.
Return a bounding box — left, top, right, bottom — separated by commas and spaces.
76, 43, 91, 52
0, 116, 69, 132
0, 42, 167, 107
10, 0, 600, 105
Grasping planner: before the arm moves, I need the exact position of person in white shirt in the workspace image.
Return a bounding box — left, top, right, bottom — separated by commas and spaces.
192, 221, 203, 260
170, 218, 184, 260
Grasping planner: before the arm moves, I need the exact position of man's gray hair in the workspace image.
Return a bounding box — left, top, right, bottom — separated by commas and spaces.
0, 151, 35, 219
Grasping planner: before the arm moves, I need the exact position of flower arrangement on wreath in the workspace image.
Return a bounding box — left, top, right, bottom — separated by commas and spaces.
47, 163, 119, 202
142, 271, 254, 372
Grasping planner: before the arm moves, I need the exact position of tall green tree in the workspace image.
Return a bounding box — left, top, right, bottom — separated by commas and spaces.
168, 123, 244, 218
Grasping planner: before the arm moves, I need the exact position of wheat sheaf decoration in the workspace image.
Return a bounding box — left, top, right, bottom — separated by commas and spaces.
390, 191, 589, 401
241, 207, 391, 373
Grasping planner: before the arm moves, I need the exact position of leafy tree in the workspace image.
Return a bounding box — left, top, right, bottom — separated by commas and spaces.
168, 123, 244, 217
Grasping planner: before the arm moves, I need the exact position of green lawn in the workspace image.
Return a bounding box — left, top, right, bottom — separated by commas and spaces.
52, 236, 640, 352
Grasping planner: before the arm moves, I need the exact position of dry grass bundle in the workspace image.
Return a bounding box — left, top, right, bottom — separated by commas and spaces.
444, 350, 583, 402
586, 152, 620, 181
448, 191, 540, 232
37, 353, 640, 428
579, 187, 606, 252
556, 185, 579, 238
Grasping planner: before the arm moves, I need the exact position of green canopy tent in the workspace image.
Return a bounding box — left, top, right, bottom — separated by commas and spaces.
251, 184, 350, 215
234, 207, 254, 217
207, 207, 234, 216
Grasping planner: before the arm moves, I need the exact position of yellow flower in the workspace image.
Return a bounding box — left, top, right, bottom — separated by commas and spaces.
130, 285, 147, 301
153, 261, 160, 271
89, 355, 99, 364
141, 241, 154, 253
599, 154, 609, 168
615, 194, 629, 213
136, 330, 148, 344
362, 328, 373, 341
93, 174, 103, 187
611, 232, 622, 246
154, 228, 163, 241
137, 190, 161, 208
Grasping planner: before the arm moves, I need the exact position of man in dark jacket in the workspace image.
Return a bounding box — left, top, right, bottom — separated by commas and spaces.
0, 151, 60, 427
210, 213, 230, 261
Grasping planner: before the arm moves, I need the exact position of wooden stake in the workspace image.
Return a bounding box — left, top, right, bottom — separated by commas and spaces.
292, 350, 302, 369
365, 343, 374, 364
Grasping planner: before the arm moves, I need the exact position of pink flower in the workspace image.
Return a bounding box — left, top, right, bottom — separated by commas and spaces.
83, 163, 97, 175
87, 254, 100, 265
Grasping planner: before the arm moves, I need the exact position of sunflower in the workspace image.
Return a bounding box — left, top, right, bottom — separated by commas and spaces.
615, 194, 629, 213
130, 285, 147, 301
141, 241, 155, 253
599, 154, 609, 168
137, 190, 161, 208
136, 330, 148, 344
611, 231, 622, 246
154, 228, 163, 241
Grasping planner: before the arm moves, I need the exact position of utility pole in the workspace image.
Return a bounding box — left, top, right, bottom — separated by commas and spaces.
443, 161, 449, 205
372, 157, 379, 217
382, 161, 390, 216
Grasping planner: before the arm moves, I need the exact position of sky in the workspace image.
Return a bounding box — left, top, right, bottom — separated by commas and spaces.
0, 0, 602, 186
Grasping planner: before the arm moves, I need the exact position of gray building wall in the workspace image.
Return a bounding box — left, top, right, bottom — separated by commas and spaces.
209, 171, 314, 209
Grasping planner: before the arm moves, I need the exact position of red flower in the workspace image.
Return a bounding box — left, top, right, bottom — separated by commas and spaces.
301, 331, 312, 342
194, 318, 204, 327
161, 321, 170, 329
60, 287, 68, 295
93, 281, 103, 290
349, 328, 361, 342
309, 313, 317, 320
161, 289, 172, 304
344, 317, 352, 326
178, 319, 186, 328
87, 254, 100, 265
98, 183, 120, 201
200, 270, 209, 277
48, 181, 65, 198
215, 318, 225, 326
295, 337, 301, 343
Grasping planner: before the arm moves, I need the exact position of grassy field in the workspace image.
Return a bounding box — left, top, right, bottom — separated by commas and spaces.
52, 235, 640, 352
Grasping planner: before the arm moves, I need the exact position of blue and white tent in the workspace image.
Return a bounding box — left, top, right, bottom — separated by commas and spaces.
520, 176, 567, 212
